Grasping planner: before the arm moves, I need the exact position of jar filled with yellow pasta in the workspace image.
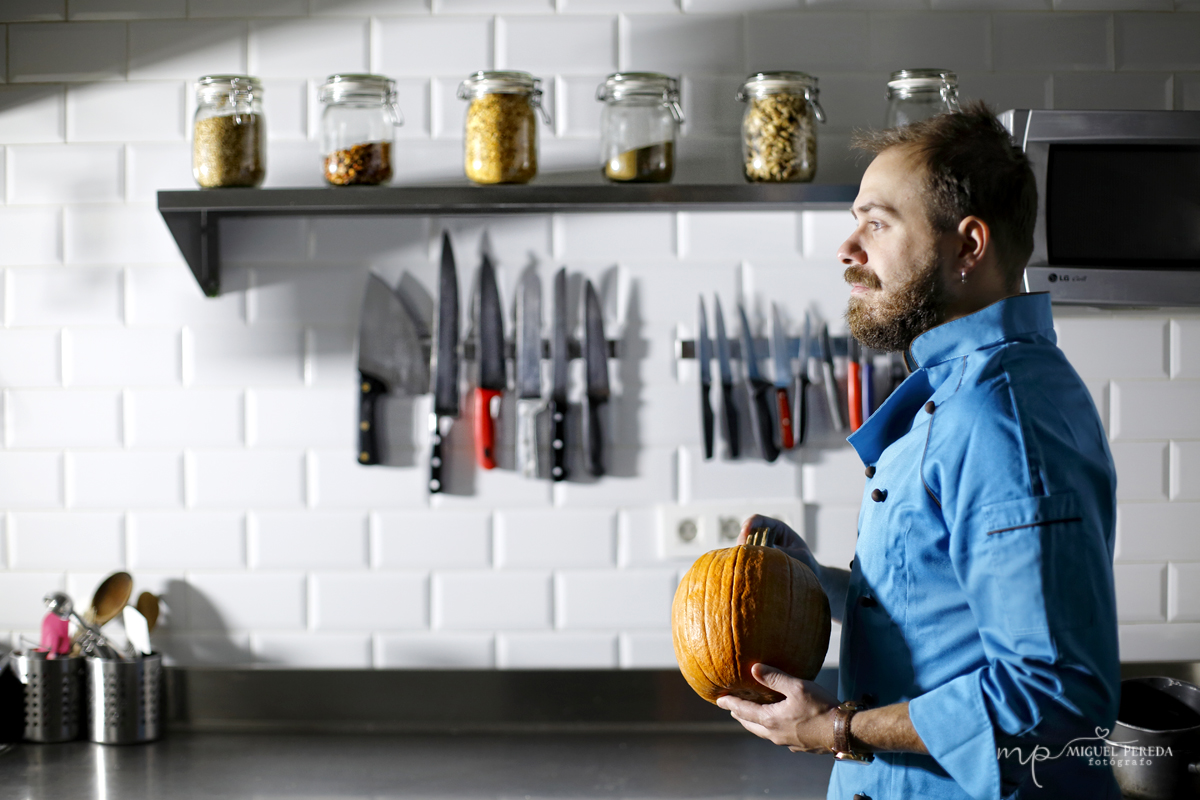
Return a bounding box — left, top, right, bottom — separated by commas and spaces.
457, 71, 549, 185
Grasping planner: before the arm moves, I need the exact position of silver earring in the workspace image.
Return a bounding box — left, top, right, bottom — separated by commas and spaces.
961, 270, 967, 284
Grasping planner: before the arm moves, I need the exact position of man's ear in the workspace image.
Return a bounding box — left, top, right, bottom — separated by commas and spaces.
956, 216, 990, 272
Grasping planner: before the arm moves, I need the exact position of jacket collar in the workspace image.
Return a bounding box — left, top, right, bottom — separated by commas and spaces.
904, 292, 1056, 371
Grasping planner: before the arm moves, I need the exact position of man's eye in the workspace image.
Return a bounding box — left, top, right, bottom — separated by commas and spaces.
869, 220, 883, 231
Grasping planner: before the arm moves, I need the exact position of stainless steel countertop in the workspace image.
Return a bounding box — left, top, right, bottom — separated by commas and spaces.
0, 730, 833, 799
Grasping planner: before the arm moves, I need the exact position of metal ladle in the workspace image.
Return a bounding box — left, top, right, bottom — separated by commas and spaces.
43, 591, 122, 660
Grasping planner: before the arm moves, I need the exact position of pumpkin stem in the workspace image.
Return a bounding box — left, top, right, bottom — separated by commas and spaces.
747, 527, 774, 547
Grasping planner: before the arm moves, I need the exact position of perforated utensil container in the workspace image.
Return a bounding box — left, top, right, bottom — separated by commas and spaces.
85, 653, 163, 744
15, 652, 83, 742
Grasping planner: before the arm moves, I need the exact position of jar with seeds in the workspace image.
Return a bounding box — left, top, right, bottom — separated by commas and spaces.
319, 74, 403, 186
192, 75, 265, 188
457, 71, 549, 185
737, 72, 825, 183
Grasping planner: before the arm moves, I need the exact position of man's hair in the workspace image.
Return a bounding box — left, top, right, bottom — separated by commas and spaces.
852, 101, 1037, 289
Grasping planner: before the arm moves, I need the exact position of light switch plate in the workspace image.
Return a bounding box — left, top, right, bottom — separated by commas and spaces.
657, 501, 804, 559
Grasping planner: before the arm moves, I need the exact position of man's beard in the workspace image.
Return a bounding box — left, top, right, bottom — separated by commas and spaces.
843, 250, 948, 353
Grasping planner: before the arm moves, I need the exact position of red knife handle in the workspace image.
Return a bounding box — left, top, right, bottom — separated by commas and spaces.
358, 371, 386, 466
474, 387, 501, 470
847, 362, 863, 432
775, 387, 794, 449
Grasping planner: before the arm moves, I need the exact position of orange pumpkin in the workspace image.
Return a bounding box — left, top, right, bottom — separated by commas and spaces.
671, 540, 830, 704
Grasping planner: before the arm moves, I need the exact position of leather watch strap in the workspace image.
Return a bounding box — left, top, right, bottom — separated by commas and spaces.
832, 701, 874, 763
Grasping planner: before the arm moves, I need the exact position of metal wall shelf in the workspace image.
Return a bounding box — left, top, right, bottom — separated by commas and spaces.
157, 183, 858, 297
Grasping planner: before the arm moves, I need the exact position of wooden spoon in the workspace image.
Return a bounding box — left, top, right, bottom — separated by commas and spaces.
88, 572, 133, 627
135, 591, 160, 633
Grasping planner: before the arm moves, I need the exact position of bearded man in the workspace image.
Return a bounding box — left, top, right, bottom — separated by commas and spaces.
718, 103, 1121, 800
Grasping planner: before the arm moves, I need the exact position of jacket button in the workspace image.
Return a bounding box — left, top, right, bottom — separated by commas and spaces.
871, 488, 887, 502
865, 466, 876, 478
858, 595, 877, 608
925, 400, 936, 414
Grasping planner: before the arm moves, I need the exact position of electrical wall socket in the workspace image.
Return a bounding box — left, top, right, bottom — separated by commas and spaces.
657, 501, 804, 559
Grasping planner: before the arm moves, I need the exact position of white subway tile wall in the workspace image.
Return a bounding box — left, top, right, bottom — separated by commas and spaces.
0, 3, 1197, 666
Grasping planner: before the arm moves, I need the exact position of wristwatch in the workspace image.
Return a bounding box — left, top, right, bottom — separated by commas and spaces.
831, 700, 874, 763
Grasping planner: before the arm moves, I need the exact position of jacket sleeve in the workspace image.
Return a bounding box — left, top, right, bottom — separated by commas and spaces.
908, 366, 1120, 800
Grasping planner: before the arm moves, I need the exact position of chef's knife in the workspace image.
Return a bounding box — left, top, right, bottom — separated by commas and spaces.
429, 232, 460, 494
582, 279, 609, 477
515, 270, 542, 478
549, 267, 569, 482
713, 296, 738, 459
769, 303, 795, 450
697, 296, 714, 460
474, 254, 505, 470
794, 312, 810, 446
738, 304, 780, 463
357, 273, 429, 465
819, 321, 845, 432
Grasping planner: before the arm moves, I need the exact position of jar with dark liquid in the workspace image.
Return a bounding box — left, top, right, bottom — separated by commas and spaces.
596, 73, 682, 183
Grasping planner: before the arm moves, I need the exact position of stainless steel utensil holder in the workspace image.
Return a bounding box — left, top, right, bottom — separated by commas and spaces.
14, 652, 83, 743
85, 652, 162, 744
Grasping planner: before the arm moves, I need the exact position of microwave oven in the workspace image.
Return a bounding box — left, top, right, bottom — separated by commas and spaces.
999, 109, 1200, 307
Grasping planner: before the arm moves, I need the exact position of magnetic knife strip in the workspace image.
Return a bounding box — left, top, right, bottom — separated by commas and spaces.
410, 338, 621, 361
675, 335, 852, 360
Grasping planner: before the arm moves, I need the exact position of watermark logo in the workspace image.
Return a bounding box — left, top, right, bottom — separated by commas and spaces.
997, 727, 1173, 788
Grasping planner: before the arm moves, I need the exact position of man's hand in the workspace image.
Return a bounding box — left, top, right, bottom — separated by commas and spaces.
716, 663, 839, 755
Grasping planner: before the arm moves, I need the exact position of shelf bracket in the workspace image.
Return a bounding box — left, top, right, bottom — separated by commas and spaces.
162, 209, 220, 297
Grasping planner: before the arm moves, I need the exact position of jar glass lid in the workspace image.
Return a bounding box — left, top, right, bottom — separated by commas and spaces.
597, 72, 679, 101
887, 69, 957, 92
458, 70, 541, 97
195, 74, 263, 98
320, 73, 397, 103
738, 71, 818, 99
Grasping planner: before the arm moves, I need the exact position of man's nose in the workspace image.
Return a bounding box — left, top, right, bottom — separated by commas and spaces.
838, 238, 866, 266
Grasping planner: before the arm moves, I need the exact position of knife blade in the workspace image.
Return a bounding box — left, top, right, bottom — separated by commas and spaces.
697, 296, 714, 460
819, 321, 845, 432
713, 296, 739, 459
769, 303, 795, 450
738, 304, 780, 463
474, 254, 505, 470
429, 231, 460, 494
515, 269, 543, 479
794, 312, 810, 447
861, 343, 875, 423
357, 273, 429, 465
549, 267, 569, 482
583, 279, 609, 477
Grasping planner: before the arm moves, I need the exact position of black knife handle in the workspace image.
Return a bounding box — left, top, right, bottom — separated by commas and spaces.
701, 381, 714, 460
748, 379, 780, 463
720, 381, 739, 459
586, 397, 606, 477
795, 375, 809, 446
429, 413, 445, 493
358, 371, 386, 466
549, 398, 568, 482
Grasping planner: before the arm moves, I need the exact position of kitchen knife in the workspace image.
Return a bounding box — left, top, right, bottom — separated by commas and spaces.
738, 304, 780, 463
794, 312, 810, 446
847, 337, 863, 432
697, 296, 714, 460
769, 303, 795, 450
474, 254, 505, 470
713, 296, 739, 459
861, 344, 875, 423
515, 270, 543, 479
582, 279, 609, 477
819, 322, 845, 432
549, 267, 569, 482
357, 273, 429, 465
429, 231, 460, 494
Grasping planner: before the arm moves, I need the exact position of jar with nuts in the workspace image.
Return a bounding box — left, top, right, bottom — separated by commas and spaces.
457, 71, 549, 185
737, 72, 826, 183
319, 74, 404, 186
193, 75, 266, 188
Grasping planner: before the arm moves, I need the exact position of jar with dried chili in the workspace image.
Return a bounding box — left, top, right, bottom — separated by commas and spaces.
319, 74, 403, 186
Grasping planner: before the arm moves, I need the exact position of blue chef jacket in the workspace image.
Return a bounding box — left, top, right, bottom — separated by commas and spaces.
828, 293, 1121, 800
